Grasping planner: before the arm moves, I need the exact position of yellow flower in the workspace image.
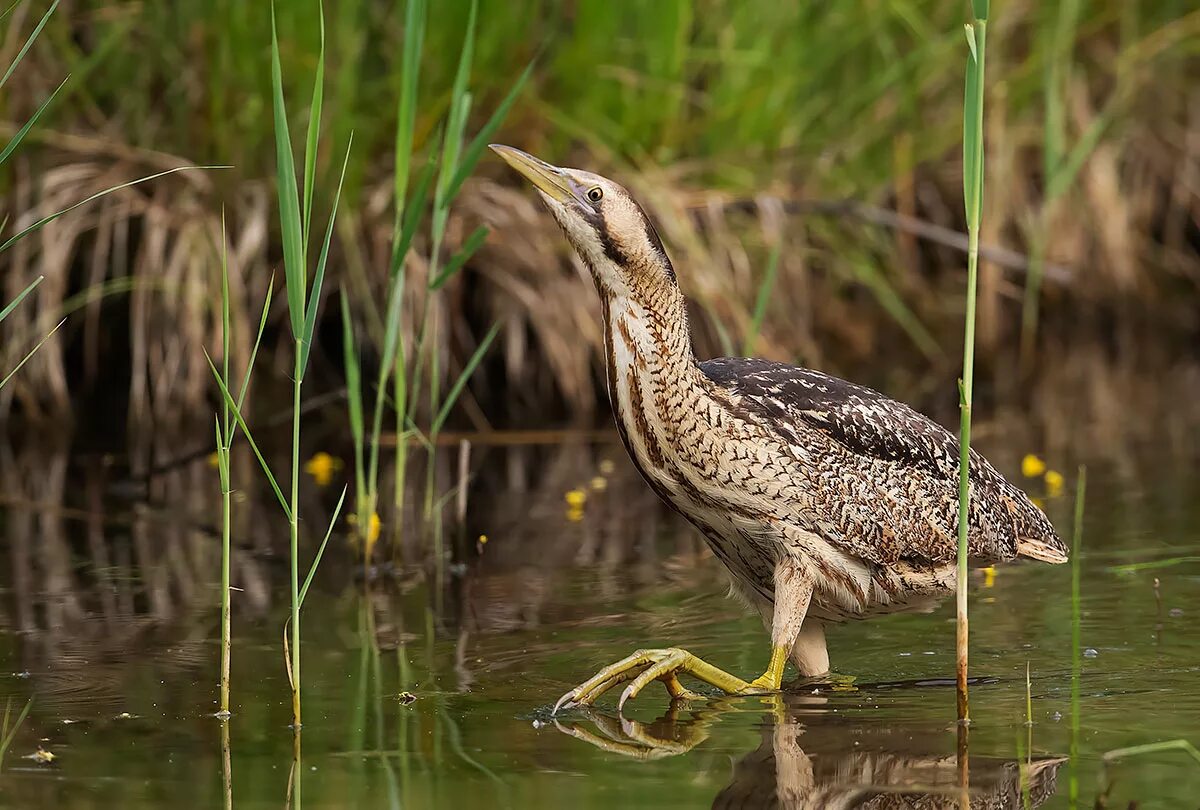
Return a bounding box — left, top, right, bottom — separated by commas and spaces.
478, 534, 488, 545
566, 506, 584, 523
366, 512, 381, 545
565, 489, 587, 508
981, 566, 996, 588
1021, 454, 1046, 478
590, 476, 608, 492
1044, 469, 1064, 498
26, 747, 55, 764
303, 452, 342, 487
207, 451, 221, 468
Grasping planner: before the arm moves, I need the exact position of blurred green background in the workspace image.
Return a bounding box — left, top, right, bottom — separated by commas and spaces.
1, 0, 1198, 446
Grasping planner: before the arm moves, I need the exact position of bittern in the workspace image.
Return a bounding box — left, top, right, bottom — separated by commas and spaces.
491, 145, 1067, 714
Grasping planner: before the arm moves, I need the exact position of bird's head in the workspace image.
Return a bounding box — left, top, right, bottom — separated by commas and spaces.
490, 145, 676, 301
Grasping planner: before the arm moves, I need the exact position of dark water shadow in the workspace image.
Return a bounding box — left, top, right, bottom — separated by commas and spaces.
556, 698, 1065, 808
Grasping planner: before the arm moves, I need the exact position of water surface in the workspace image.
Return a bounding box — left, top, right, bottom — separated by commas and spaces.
1, 438, 1198, 808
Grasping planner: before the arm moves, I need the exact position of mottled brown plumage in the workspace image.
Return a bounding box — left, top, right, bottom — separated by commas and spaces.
491, 144, 1067, 709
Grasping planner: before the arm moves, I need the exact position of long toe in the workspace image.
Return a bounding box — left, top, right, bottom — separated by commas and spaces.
618, 650, 686, 711
553, 688, 581, 715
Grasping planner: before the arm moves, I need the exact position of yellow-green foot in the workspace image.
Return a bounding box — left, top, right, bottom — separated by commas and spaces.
553, 647, 753, 714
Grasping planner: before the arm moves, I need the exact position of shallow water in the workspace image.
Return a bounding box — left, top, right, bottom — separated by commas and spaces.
1, 437, 1198, 808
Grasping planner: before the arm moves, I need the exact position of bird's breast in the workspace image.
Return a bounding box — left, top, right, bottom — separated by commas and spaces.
604, 310, 785, 543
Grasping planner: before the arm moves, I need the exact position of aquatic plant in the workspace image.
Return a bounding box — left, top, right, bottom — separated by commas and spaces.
955, 0, 989, 725
269, 0, 351, 728
0, 0, 208, 394
341, 0, 526, 563
1069, 465, 1085, 804
0, 697, 32, 771
206, 0, 351, 729
0, 276, 59, 390
741, 240, 782, 357
211, 215, 273, 717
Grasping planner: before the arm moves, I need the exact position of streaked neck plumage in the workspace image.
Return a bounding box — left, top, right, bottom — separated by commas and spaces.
589, 250, 698, 407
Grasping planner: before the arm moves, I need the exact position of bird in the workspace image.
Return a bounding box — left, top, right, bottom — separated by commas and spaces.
489, 144, 1068, 714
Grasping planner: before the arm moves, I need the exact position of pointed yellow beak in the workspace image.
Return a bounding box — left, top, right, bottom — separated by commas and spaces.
489, 144, 576, 204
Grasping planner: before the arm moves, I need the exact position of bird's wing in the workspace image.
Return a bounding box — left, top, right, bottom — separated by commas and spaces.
699, 357, 1062, 565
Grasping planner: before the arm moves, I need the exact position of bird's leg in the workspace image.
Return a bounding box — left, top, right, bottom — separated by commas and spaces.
790, 620, 829, 677
553, 559, 817, 713
746, 557, 814, 691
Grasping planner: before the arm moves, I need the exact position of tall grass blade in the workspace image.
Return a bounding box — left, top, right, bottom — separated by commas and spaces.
234, 279, 275, 419
0, 274, 42, 324
390, 152, 438, 277
955, 5, 988, 727
0, 75, 67, 166
0, 697, 32, 768
742, 241, 782, 356
393, 0, 426, 222
204, 350, 292, 521
1103, 740, 1200, 766
302, 0, 326, 242
428, 225, 488, 290
297, 133, 353, 380
443, 59, 535, 203
0, 165, 225, 253
439, 0, 478, 201
220, 212, 231, 434
430, 321, 499, 435
270, 4, 306, 339
298, 485, 347, 609
0, 1, 23, 24
0, 0, 59, 91
0, 317, 63, 390
341, 290, 366, 508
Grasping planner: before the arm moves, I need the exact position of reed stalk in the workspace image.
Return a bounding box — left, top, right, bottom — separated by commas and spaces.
213, 220, 273, 718
955, 0, 989, 726
225, 0, 351, 729
742, 241, 782, 357
0, 276, 63, 391
0, 697, 32, 770
390, 0, 426, 529
1020, 0, 1083, 366
1069, 465, 1086, 804
345, 0, 526, 563
288, 350, 302, 726
220, 719, 233, 810
218, 220, 232, 718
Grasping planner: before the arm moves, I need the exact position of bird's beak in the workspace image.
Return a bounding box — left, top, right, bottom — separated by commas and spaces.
489, 144, 577, 205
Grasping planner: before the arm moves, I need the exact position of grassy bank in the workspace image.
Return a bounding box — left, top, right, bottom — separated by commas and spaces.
1, 0, 1198, 439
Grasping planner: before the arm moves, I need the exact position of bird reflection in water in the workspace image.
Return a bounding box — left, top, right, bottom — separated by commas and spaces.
555, 695, 1064, 808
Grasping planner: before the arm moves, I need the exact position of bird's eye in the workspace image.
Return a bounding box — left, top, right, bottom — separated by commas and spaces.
586, 187, 603, 203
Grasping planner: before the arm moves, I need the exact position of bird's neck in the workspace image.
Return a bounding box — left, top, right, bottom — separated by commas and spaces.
599, 281, 713, 488
599, 282, 696, 393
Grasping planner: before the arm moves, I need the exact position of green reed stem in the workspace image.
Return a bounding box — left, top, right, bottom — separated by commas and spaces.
1103, 739, 1200, 765
220, 442, 231, 715
1069, 464, 1086, 804
218, 216, 232, 717
0, 697, 32, 770
956, 2, 988, 726
290, 345, 302, 727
